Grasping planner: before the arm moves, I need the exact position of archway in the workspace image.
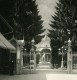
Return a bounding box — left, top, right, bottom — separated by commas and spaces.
40, 48, 51, 62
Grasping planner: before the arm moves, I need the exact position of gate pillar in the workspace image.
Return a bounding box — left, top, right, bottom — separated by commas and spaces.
67, 38, 72, 73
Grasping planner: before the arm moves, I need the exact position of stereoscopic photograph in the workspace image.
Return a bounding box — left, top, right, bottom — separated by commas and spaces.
0, 0, 77, 80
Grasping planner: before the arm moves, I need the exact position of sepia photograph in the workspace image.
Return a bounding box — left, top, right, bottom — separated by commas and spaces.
0, 0, 77, 80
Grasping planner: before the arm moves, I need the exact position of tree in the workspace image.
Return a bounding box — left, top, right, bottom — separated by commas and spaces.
12, 0, 45, 52
0, 0, 15, 18
0, 0, 45, 52
48, 0, 77, 66
0, 0, 15, 36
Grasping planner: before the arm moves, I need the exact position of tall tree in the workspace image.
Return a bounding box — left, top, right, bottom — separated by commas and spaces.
13, 0, 45, 51
48, 0, 77, 66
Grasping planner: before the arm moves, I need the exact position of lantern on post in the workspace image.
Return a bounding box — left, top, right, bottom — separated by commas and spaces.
61, 46, 64, 68
58, 46, 64, 69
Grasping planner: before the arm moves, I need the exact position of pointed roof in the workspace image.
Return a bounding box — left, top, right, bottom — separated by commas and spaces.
36, 35, 51, 51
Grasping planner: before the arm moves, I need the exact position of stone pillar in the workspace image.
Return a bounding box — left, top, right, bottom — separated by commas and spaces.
16, 40, 24, 74
34, 52, 36, 70
21, 50, 23, 68
30, 39, 36, 70
67, 38, 72, 74
30, 50, 36, 70
16, 44, 21, 74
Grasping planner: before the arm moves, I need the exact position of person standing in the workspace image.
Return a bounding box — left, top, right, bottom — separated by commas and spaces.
9, 60, 14, 75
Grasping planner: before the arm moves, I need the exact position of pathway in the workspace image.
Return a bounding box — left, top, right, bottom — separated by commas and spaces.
1, 73, 77, 80
46, 74, 77, 80
1, 61, 77, 80
37, 61, 51, 69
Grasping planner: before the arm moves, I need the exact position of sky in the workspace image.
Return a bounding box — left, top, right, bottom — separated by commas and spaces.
36, 0, 58, 33
36, 0, 58, 48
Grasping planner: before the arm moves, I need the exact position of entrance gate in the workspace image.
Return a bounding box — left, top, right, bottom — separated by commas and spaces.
23, 51, 36, 70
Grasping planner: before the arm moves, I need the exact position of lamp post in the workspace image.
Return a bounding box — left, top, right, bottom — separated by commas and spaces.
59, 47, 67, 69
58, 46, 64, 69
61, 46, 64, 68
65, 48, 67, 52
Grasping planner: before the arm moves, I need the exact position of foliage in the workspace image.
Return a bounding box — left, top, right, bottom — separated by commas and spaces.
0, 0, 45, 52
48, 0, 77, 65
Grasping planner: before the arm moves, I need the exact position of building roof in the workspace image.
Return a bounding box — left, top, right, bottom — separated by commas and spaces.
36, 35, 51, 51
0, 33, 16, 50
